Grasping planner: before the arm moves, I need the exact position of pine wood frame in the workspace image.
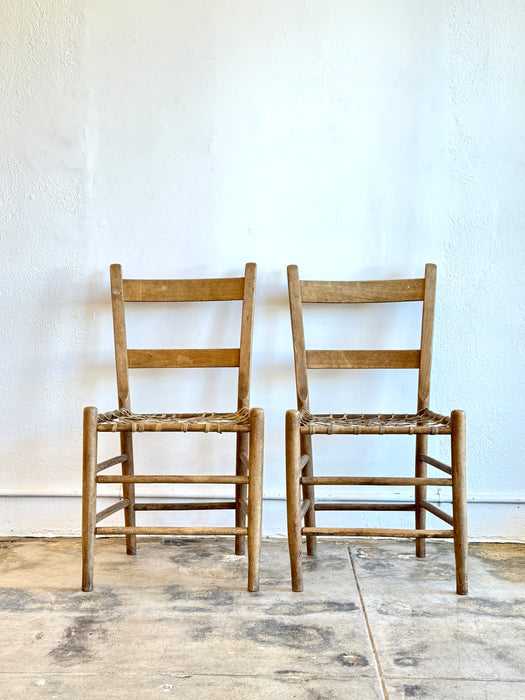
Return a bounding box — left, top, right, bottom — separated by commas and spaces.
286, 264, 467, 594
82, 263, 264, 592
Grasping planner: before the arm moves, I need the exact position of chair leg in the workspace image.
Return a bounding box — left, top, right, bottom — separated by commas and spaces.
247, 408, 264, 592
286, 409, 303, 592
121, 432, 136, 555
451, 410, 468, 595
415, 433, 428, 558
301, 433, 317, 557
235, 432, 249, 555
82, 407, 98, 592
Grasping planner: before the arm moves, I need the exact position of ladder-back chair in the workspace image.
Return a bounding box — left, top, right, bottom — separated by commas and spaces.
82, 263, 264, 592
286, 264, 467, 594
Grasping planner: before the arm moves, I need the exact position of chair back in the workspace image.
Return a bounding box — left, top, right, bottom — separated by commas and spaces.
110, 263, 256, 412
287, 263, 437, 413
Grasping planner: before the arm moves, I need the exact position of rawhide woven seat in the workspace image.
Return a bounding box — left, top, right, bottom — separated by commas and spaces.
299, 409, 451, 435
97, 408, 251, 433
285, 264, 467, 595
82, 263, 264, 592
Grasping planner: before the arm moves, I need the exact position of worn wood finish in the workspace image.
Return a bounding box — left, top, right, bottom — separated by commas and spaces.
287, 265, 309, 408
300, 434, 317, 556
235, 433, 249, 555
285, 264, 467, 595
95, 499, 131, 523
96, 526, 248, 536
96, 454, 128, 473
119, 431, 136, 554
315, 502, 416, 511
286, 409, 303, 592
81, 406, 98, 592
415, 433, 428, 558
301, 476, 453, 487
420, 500, 454, 526
82, 263, 263, 592
300, 278, 425, 303
420, 454, 452, 475
247, 407, 264, 592
97, 475, 250, 484
418, 264, 436, 411
122, 277, 245, 302
451, 410, 468, 594
110, 264, 131, 410
300, 499, 312, 519
127, 348, 240, 369
303, 527, 453, 538
306, 349, 420, 370
134, 502, 236, 510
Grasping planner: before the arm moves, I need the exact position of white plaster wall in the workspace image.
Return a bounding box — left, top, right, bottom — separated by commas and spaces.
1, 0, 523, 540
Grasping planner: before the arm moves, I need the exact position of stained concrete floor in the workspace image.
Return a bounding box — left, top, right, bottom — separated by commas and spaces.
0, 537, 524, 699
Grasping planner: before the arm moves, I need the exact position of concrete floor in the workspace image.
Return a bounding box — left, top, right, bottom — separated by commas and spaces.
0, 537, 524, 699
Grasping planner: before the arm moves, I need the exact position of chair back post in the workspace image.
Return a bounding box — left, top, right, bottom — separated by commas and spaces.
110, 263, 131, 411
287, 265, 310, 412
237, 263, 256, 411
417, 263, 437, 411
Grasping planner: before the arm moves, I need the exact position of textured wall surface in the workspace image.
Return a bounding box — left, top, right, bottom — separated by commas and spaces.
1, 0, 523, 539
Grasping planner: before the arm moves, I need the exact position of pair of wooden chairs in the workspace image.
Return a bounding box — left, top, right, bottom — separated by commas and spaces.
82, 263, 467, 595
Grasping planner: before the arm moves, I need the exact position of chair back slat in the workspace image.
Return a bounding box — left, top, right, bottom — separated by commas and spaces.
122, 277, 245, 302
128, 348, 240, 369
300, 278, 425, 304
306, 349, 420, 370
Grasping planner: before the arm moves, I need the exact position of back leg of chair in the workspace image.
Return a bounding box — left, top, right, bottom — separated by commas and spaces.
247, 408, 264, 592
82, 406, 98, 592
415, 433, 428, 558
235, 432, 249, 555
300, 432, 317, 557
121, 432, 136, 555
451, 410, 468, 595
286, 409, 303, 592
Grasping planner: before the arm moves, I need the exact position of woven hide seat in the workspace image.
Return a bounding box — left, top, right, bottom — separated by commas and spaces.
300, 408, 451, 435
285, 264, 467, 595
97, 408, 251, 433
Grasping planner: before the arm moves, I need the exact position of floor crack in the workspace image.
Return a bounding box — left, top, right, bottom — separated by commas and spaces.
348, 546, 389, 700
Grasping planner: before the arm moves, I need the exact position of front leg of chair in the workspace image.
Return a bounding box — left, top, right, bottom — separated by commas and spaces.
82, 406, 98, 592
451, 410, 468, 595
120, 431, 136, 555
235, 432, 249, 556
415, 433, 428, 558
247, 408, 264, 592
286, 409, 303, 592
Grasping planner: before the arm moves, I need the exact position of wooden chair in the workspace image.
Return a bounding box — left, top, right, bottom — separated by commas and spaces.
286, 264, 467, 594
82, 263, 264, 592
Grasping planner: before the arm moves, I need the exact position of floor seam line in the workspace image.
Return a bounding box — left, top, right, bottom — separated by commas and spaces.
348, 545, 389, 700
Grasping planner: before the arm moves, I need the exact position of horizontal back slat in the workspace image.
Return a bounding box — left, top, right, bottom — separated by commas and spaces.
300, 278, 425, 303
123, 278, 245, 302
306, 349, 421, 369
128, 348, 240, 368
